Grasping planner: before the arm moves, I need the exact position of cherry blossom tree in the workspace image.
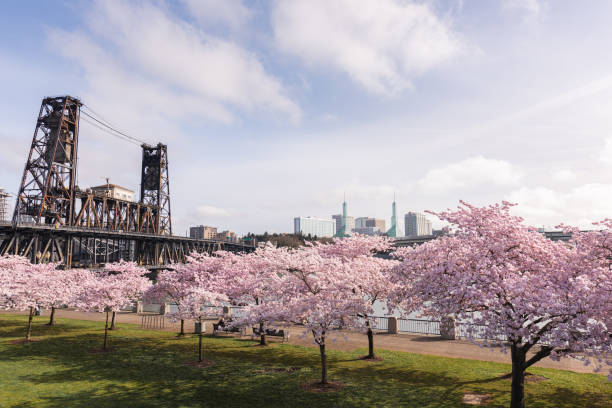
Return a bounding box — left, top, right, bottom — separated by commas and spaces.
315, 236, 398, 359
0, 256, 63, 341
217, 246, 284, 346
0, 255, 31, 307
171, 254, 227, 362
266, 246, 365, 385
44, 268, 92, 326
144, 268, 195, 337
390, 201, 612, 408
76, 261, 150, 350
561, 221, 612, 376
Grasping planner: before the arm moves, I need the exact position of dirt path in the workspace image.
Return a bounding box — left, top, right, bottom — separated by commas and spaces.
3, 309, 608, 375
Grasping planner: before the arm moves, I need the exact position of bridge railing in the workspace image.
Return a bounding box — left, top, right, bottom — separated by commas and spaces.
397, 318, 441, 335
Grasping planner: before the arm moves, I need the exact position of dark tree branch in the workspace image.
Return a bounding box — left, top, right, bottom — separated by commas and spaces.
523, 346, 553, 370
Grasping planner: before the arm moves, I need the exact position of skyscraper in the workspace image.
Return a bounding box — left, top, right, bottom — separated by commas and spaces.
333, 195, 353, 237
386, 197, 397, 237
404, 212, 432, 236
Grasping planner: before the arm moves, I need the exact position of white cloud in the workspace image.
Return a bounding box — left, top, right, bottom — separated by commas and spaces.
181, 0, 251, 30
507, 183, 612, 227
48, 30, 236, 124
600, 136, 612, 165
271, 0, 463, 95
195, 205, 231, 218
417, 156, 523, 193
551, 168, 576, 183
503, 0, 542, 16
49, 0, 300, 124
333, 183, 396, 201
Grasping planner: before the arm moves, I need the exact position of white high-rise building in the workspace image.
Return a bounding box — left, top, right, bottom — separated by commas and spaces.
404, 212, 432, 236
0, 187, 9, 222
294, 216, 336, 238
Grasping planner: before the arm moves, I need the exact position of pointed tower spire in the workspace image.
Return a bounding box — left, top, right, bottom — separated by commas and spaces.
387, 192, 397, 238
335, 192, 349, 238
342, 192, 347, 236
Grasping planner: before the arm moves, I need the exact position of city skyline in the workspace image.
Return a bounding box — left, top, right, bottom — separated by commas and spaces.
293, 198, 435, 238
2, 1, 612, 235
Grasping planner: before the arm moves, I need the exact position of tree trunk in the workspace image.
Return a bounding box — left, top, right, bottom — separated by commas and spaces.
198, 317, 203, 362
25, 307, 34, 341
109, 311, 116, 330
510, 345, 526, 408
47, 307, 56, 326
178, 319, 185, 336
103, 310, 109, 350
319, 341, 328, 384
367, 327, 375, 358
259, 321, 267, 346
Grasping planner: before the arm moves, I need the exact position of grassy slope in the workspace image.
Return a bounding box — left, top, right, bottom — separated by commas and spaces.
0, 314, 609, 408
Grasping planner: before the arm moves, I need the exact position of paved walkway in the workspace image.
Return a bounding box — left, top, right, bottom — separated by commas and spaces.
3, 309, 608, 375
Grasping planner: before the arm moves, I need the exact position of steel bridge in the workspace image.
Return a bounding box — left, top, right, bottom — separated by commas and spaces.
1, 95, 254, 268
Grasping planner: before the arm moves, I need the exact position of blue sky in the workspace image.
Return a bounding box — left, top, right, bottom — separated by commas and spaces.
2, 0, 612, 235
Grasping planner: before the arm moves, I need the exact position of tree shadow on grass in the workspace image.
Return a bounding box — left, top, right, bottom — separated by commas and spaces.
5, 333, 455, 407
527, 386, 611, 408
4, 331, 610, 408
0, 318, 86, 339
436, 369, 611, 408
408, 336, 451, 342
6, 335, 352, 408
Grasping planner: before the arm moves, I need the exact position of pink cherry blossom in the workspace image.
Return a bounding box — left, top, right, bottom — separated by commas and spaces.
76, 261, 151, 350
390, 201, 611, 408
146, 253, 227, 361
314, 236, 399, 358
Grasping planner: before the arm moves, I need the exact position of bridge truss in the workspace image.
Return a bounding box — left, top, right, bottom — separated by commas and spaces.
4, 95, 253, 268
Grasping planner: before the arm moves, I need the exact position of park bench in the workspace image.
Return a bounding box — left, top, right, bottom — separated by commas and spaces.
251, 327, 290, 343
212, 322, 246, 336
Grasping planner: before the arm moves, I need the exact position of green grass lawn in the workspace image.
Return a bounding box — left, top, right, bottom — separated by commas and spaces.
0, 314, 610, 407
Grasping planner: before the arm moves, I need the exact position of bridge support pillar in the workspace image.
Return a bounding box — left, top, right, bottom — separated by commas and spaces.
388, 317, 398, 334
440, 316, 456, 340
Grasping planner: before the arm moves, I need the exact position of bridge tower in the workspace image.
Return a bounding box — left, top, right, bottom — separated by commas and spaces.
13, 96, 81, 226
140, 143, 172, 235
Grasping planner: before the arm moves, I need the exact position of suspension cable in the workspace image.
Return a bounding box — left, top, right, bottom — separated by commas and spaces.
80, 116, 142, 146
80, 105, 150, 146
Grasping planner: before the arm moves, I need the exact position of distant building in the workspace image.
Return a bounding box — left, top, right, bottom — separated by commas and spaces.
404, 212, 432, 236
190, 225, 217, 239
386, 199, 398, 237
216, 230, 236, 242
294, 216, 336, 238
332, 214, 355, 236
353, 226, 381, 235
333, 198, 354, 237
90, 183, 135, 202
432, 229, 447, 237
355, 217, 386, 235
0, 188, 9, 222
373, 218, 385, 232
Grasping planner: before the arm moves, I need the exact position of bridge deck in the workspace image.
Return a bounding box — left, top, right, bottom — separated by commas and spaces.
0, 222, 252, 249
0, 222, 254, 268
